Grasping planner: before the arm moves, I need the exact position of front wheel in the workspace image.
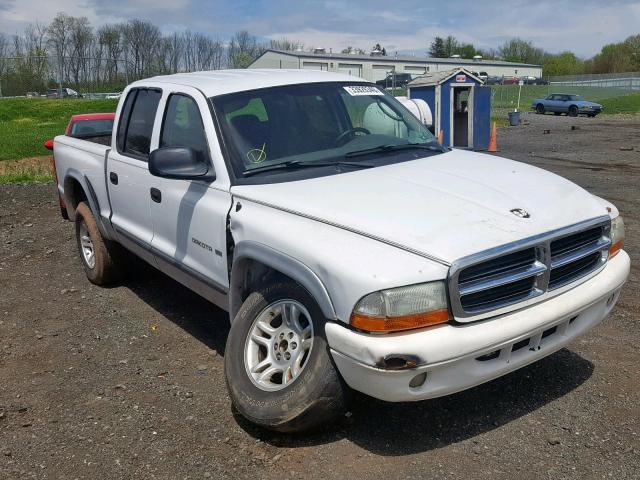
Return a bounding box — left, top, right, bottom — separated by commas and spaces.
224, 282, 348, 432
536, 104, 545, 114
568, 105, 579, 117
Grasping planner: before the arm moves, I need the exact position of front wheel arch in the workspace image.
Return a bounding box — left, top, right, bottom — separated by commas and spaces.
229, 241, 337, 322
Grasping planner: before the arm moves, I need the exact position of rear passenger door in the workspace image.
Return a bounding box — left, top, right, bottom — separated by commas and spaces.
107, 87, 162, 263
149, 88, 232, 303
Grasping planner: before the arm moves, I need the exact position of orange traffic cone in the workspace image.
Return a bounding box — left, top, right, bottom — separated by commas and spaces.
437, 129, 443, 145
487, 122, 498, 152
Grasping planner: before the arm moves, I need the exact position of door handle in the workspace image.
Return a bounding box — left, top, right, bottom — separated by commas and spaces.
109, 172, 118, 185
150, 187, 162, 203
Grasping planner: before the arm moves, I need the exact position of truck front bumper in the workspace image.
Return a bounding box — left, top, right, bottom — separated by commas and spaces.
326, 250, 630, 402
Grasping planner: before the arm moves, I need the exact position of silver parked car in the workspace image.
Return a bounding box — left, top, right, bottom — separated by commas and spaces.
532, 93, 603, 117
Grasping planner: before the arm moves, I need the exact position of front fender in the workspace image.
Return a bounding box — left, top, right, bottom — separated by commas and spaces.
230, 241, 337, 321
228, 197, 449, 324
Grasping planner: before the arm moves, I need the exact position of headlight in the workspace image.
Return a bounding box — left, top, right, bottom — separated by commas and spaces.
610, 215, 625, 258
350, 281, 450, 333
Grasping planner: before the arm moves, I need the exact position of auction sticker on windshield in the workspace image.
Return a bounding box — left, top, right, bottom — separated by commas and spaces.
343, 86, 384, 96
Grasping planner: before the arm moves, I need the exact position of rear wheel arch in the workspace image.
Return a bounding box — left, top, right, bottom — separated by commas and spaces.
63, 173, 102, 224
63, 175, 88, 221
229, 241, 337, 322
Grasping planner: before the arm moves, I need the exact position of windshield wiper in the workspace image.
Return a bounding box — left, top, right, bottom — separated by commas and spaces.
243, 159, 375, 177
344, 141, 445, 159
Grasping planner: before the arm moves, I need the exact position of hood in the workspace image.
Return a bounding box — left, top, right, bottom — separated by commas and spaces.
231, 150, 608, 264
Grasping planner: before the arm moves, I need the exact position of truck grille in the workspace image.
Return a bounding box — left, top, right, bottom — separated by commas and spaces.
449, 217, 611, 321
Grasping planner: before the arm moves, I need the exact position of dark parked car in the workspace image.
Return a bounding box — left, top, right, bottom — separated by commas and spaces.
531, 93, 603, 117
375, 73, 413, 89
485, 75, 503, 85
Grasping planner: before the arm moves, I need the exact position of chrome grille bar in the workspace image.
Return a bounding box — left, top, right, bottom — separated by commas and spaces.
459, 261, 547, 296
448, 216, 611, 322
550, 237, 611, 269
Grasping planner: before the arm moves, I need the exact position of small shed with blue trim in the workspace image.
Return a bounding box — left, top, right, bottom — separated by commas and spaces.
408, 68, 492, 150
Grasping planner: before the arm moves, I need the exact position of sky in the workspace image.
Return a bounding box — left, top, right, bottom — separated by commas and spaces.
0, 0, 639, 58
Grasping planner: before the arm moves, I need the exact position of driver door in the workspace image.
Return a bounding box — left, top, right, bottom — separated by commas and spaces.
149, 87, 232, 303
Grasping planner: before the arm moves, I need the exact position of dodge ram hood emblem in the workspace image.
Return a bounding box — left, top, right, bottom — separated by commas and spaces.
510, 208, 530, 218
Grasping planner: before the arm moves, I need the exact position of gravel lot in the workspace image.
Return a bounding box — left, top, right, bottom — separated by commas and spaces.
1, 113, 639, 479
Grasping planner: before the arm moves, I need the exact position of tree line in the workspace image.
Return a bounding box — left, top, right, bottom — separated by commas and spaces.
429, 35, 640, 76
0, 13, 300, 96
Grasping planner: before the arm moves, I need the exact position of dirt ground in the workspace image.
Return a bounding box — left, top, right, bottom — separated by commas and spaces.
1, 113, 639, 480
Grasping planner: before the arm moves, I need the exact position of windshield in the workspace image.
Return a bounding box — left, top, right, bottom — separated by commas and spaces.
212, 82, 439, 181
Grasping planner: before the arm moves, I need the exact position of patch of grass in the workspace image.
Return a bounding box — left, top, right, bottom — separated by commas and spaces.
0, 97, 118, 161
600, 92, 640, 114
0, 155, 54, 184
0, 173, 53, 184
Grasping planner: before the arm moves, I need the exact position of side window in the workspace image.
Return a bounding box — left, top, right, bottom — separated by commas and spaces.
116, 90, 137, 152
118, 89, 161, 159
160, 94, 209, 162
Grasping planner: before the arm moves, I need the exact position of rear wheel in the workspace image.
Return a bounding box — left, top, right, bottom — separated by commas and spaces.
536, 103, 545, 114
568, 105, 579, 117
224, 282, 348, 432
74, 202, 125, 285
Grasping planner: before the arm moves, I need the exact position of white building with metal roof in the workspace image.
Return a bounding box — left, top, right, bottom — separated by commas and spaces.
249, 49, 542, 83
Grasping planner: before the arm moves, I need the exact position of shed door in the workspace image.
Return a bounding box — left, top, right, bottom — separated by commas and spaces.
302, 61, 328, 71
338, 63, 362, 77
473, 86, 492, 150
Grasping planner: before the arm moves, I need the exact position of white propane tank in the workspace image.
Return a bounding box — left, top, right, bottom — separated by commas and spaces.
396, 96, 433, 128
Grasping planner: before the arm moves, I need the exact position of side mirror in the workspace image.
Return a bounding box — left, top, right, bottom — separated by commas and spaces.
149, 147, 215, 181
44, 139, 54, 151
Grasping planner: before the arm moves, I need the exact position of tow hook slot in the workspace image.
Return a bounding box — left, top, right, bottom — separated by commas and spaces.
378, 354, 420, 370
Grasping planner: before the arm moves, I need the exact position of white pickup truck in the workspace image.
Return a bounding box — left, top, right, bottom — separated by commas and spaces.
52, 69, 629, 432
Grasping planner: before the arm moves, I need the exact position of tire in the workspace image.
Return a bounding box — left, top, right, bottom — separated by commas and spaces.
224, 282, 348, 433
74, 201, 124, 285
536, 103, 545, 114
568, 105, 579, 117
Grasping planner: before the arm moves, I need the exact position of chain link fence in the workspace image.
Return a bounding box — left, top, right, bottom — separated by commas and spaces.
0, 55, 173, 98
490, 72, 639, 118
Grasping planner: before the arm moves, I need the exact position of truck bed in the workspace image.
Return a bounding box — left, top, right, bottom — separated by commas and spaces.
53, 134, 112, 222
71, 133, 112, 146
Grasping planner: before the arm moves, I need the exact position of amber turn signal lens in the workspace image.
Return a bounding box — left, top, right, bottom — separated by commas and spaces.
350, 309, 450, 333
609, 240, 624, 258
